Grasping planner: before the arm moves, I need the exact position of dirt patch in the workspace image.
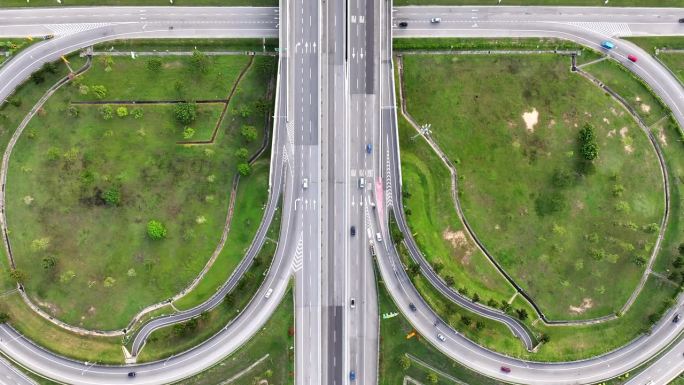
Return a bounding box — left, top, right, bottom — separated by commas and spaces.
568, 298, 594, 314
658, 127, 668, 146
22, 195, 34, 205
548, 119, 556, 128
162, 61, 183, 69
602, 117, 610, 124
619, 127, 629, 138
522, 108, 539, 132
640, 103, 651, 113
607, 129, 616, 138
34, 298, 61, 316
624, 144, 634, 154
619, 127, 634, 153
442, 228, 473, 264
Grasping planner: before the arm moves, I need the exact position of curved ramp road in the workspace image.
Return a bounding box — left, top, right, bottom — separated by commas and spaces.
0, 5, 683, 385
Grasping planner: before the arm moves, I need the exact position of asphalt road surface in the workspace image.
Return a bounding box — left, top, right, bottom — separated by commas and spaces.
0, 5, 684, 385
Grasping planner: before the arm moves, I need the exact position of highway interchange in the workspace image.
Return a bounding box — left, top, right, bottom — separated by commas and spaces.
0, 4, 683, 385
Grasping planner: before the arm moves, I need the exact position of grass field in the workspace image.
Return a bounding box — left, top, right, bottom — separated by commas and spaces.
138, 170, 279, 361
95, 38, 278, 53
394, 0, 683, 5
5, 52, 275, 330
399, 117, 517, 305
400, 54, 665, 320
0, 0, 278, 6
176, 285, 293, 385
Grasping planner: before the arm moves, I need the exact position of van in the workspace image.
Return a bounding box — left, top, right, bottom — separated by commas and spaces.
358, 177, 365, 189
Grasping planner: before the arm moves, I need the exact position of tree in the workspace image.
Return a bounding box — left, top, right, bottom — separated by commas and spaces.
241, 125, 258, 142
147, 58, 162, 72
675, 256, 684, 269
539, 333, 551, 344
487, 298, 498, 308
237, 163, 251, 176
579, 123, 598, 161
132, 107, 144, 119
515, 308, 529, 321
500, 300, 512, 312
116, 106, 128, 118
9, 269, 28, 283
443, 275, 455, 287
472, 292, 480, 303
476, 321, 485, 331
30, 71, 45, 84
42, 256, 56, 270
0, 313, 9, 323
426, 372, 438, 384
100, 105, 113, 120
407, 262, 421, 278
237, 104, 252, 118
67, 105, 79, 118
174, 102, 197, 125
190, 50, 210, 74
91, 85, 108, 99
182, 127, 195, 139
43, 62, 57, 74
633, 255, 646, 267
103, 187, 121, 206
399, 355, 411, 370
460, 315, 472, 326
433, 261, 444, 274
234, 147, 249, 160
147, 220, 167, 240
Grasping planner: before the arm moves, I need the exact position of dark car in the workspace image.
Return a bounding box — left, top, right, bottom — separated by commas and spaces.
398, 21, 408, 27
350, 371, 356, 381
409, 303, 417, 311
128, 372, 136, 378
44, 34, 54, 40
366, 143, 372, 154
350, 226, 356, 236
679, 18, 684, 23
500, 366, 511, 373
674, 314, 681, 323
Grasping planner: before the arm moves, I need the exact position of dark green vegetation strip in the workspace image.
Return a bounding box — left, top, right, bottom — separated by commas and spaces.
136, 174, 279, 361
1, 0, 277, 6
95, 38, 278, 53
0, 39, 33, 66
377, 264, 501, 385
173, 285, 293, 385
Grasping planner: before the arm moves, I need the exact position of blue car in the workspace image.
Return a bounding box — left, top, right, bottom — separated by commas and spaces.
350, 371, 356, 381
366, 144, 372, 154
600, 40, 615, 50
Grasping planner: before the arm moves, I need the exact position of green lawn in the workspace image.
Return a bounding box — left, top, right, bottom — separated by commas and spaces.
395, 0, 683, 5
0, 39, 34, 66
5, 52, 275, 330
137, 179, 279, 361
1, 0, 277, 6
95, 39, 278, 53
175, 285, 293, 385
401, 54, 665, 321
399, 117, 517, 305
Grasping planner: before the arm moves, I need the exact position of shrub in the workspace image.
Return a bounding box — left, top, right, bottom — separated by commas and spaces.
535, 191, 566, 216
642, 223, 659, 233
9, 269, 28, 283
78, 85, 89, 95
116, 106, 128, 118
399, 355, 411, 370
0, 313, 9, 323
433, 262, 444, 274
241, 125, 258, 142
190, 50, 210, 74
132, 108, 144, 119
103, 187, 121, 206
426, 372, 438, 384
235, 147, 249, 160
443, 275, 455, 287
237, 163, 251, 176
67, 105, 79, 118
41, 256, 56, 270
552, 168, 574, 188
91, 85, 107, 99
182, 127, 195, 139
147, 58, 162, 72
579, 123, 598, 160
100, 105, 113, 120
174, 102, 197, 125
147, 220, 167, 240
515, 308, 529, 320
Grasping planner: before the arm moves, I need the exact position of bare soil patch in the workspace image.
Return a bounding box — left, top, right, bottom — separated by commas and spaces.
522, 108, 539, 132
568, 298, 594, 314
442, 228, 473, 265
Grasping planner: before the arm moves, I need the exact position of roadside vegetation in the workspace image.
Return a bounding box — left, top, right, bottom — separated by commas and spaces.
377, 268, 502, 385
95, 38, 278, 53
0, 39, 34, 66
393, 0, 682, 5
400, 53, 664, 320
1, 0, 278, 6
4, 49, 275, 332
175, 285, 293, 385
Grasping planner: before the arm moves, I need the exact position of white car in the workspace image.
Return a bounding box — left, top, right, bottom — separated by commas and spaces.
264, 288, 273, 299
437, 333, 446, 342
302, 178, 309, 189
430, 17, 441, 23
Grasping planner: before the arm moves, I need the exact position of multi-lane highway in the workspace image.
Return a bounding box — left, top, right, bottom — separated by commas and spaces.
0, 4, 684, 385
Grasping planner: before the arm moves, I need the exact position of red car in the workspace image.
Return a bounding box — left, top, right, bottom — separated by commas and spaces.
500, 366, 511, 373
627, 54, 638, 62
